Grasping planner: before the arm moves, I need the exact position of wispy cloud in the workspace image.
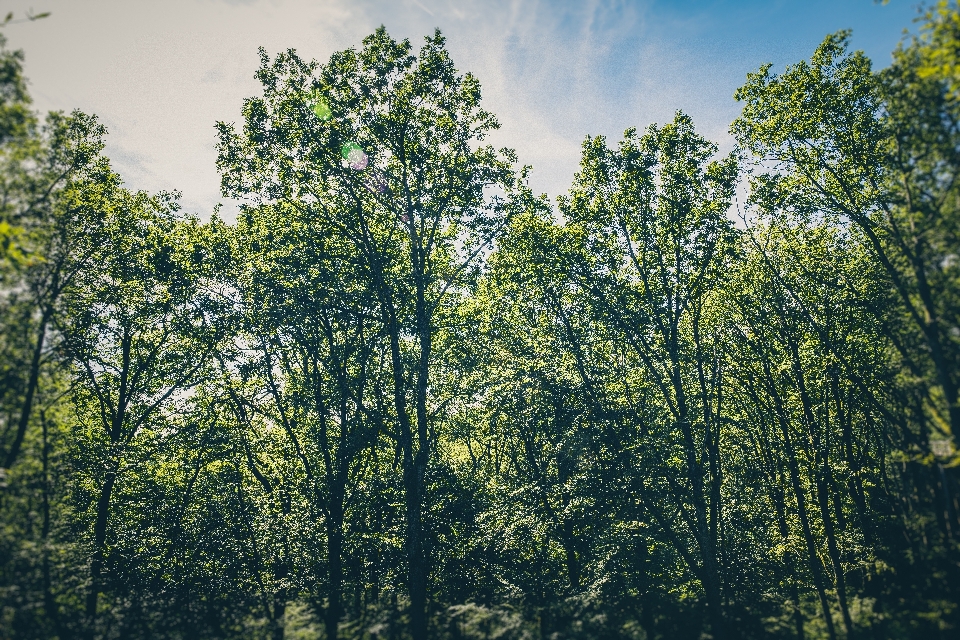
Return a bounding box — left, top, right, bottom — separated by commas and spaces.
0, 0, 919, 216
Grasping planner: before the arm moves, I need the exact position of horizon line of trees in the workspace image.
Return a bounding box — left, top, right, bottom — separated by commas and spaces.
2, 3, 960, 639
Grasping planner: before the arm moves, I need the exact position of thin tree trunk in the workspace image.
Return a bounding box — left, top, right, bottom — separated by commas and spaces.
675, 363, 725, 640
407, 256, 432, 640
271, 601, 286, 640
681, 418, 726, 640
86, 467, 117, 625
405, 461, 428, 640
3, 310, 48, 469
772, 478, 806, 640
816, 474, 854, 637
40, 408, 64, 638
762, 360, 838, 640
840, 387, 872, 542
385, 304, 429, 640
789, 343, 853, 637
782, 425, 837, 640
326, 491, 345, 640
561, 522, 581, 591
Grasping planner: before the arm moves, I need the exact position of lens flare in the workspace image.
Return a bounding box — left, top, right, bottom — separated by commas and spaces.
347, 148, 368, 170
366, 171, 388, 193
341, 142, 361, 159
341, 142, 368, 170
309, 90, 332, 121
312, 100, 332, 121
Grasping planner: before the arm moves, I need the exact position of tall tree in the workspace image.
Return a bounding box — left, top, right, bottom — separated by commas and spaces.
55, 188, 223, 635
1, 111, 113, 473
217, 28, 529, 639
559, 113, 738, 639
733, 30, 960, 449
222, 200, 389, 639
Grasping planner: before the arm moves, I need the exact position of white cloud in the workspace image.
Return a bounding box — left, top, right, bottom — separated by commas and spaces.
0, 0, 917, 217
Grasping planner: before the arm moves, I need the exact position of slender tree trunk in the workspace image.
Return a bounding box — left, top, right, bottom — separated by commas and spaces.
675, 381, 725, 640
407, 263, 432, 640
326, 489, 345, 640
86, 466, 117, 626
3, 310, 48, 469
662, 323, 726, 640
909, 248, 960, 440
40, 409, 64, 638
385, 306, 429, 640
839, 389, 872, 542
816, 474, 854, 636
762, 359, 838, 640
370, 546, 380, 604
676, 413, 725, 639
772, 481, 806, 639
778, 421, 837, 640
270, 600, 286, 640
696, 492, 726, 640
561, 523, 581, 591
405, 458, 428, 640
790, 344, 853, 637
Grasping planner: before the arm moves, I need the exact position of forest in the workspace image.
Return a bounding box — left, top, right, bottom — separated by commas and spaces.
2, 2, 960, 639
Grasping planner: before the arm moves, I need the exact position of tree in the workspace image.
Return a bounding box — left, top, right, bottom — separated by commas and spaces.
733, 29, 960, 454
1, 110, 113, 473
558, 113, 738, 639
55, 187, 224, 634
5, 9, 960, 640
220, 200, 390, 639
217, 27, 529, 639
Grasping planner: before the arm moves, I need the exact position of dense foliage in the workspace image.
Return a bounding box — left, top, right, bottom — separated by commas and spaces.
3, 5, 960, 639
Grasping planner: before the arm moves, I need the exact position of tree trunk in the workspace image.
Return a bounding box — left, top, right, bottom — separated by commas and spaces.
678, 411, 725, 640
326, 492, 345, 640
816, 473, 854, 636
40, 409, 64, 638
408, 252, 433, 640
86, 467, 117, 627
405, 459, 428, 640
762, 358, 838, 640
3, 310, 47, 470
772, 481, 805, 639
791, 345, 853, 637
778, 419, 837, 640
385, 306, 429, 640
272, 601, 286, 640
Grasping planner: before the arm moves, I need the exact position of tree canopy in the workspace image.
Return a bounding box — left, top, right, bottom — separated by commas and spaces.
2, 6, 960, 640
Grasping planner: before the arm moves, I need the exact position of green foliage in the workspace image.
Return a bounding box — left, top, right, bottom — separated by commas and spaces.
3, 11, 960, 640
916, 1, 960, 95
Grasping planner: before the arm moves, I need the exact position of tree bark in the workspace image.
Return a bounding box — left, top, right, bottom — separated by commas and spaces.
86, 466, 117, 627
3, 310, 48, 470
789, 342, 853, 637
326, 491, 345, 640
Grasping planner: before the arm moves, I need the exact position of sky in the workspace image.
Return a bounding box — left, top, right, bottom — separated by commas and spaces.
0, 0, 925, 218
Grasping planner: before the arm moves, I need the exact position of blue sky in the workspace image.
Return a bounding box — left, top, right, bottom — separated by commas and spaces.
1, 0, 923, 217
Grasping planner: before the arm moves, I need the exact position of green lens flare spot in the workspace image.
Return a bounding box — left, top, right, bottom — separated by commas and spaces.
340, 142, 368, 170
312, 99, 332, 121
308, 89, 332, 121
341, 142, 362, 159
